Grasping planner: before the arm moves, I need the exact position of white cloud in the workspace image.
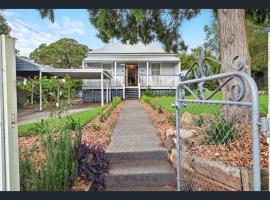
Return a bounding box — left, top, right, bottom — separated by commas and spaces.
49, 16, 86, 36
2, 12, 87, 56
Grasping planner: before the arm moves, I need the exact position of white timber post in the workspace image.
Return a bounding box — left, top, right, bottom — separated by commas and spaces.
122, 83, 125, 100
101, 72, 104, 106
109, 79, 112, 101
114, 61, 117, 79
39, 71, 42, 111
106, 79, 109, 104
146, 61, 149, 87
0, 35, 20, 191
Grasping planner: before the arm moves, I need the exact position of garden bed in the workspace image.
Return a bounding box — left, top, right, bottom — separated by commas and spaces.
141, 97, 269, 191
19, 97, 122, 191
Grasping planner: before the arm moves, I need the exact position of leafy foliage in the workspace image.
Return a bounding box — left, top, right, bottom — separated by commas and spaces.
193, 114, 205, 127
20, 148, 40, 191
203, 15, 220, 59
201, 117, 239, 146
0, 15, 11, 36
167, 114, 176, 126
92, 123, 101, 131
31, 119, 50, 135
64, 115, 82, 131
29, 38, 90, 68
203, 11, 269, 75
76, 143, 110, 191
88, 9, 200, 53
20, 125, 82, 191
39, 128, 80, 191
37, 9, 55, 22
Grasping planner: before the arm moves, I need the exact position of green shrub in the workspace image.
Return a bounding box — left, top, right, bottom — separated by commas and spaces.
99, 96, 121, 123
20, 125, 82, 191
39, 128, 78, 191
157, 105, 163, 113
20, 148, 40, 191
99, 113, 108, 123
193, 114, 205, 127
92, 123, 101, 131
141, 95, 151, 103
201, 117, 239, 146
31, 119, 51, 135
64, 115, 82, 131
168, 114, 176, 126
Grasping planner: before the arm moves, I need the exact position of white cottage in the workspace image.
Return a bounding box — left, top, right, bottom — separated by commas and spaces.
82, 42, 180, 102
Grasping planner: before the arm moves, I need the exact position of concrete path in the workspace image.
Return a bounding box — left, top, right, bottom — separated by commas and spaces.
18, 103, 98, 125
105, 100, 176, 191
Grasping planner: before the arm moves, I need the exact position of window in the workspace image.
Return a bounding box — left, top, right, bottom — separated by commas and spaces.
103, 63, 112, 71
151, 63, 161, 75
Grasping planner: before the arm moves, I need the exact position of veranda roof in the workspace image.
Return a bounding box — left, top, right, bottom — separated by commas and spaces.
40, 68, 112, 79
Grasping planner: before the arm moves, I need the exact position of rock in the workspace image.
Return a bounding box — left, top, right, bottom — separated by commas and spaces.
170, 149, 176, 166
181, 112, 194, 125
165, 128, 175, 138
180, 129, 196, 139
164, 135, 175, 150
173, 138, 177, 146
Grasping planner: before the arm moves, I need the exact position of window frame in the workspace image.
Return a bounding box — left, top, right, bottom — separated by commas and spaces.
150, 62, 161, 76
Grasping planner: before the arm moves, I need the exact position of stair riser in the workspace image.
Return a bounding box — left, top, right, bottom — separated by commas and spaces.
107, 151, 168, 164
105, 173, 176, 187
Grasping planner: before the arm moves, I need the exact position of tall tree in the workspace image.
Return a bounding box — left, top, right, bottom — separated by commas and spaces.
217, 9, 251, 118
204, 11, 268, 76
0, 15, 11, 35
29, 38, 91, 68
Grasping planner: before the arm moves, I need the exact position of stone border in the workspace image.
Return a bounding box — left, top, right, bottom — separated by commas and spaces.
170, 151, 268, 191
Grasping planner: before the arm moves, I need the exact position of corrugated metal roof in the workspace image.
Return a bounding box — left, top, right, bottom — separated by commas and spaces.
16, 57, 52, 72
85, 54, 180, 62
89, 42, 169, 54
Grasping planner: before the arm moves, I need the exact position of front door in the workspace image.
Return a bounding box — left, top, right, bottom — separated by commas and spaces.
125, 63, 138, 86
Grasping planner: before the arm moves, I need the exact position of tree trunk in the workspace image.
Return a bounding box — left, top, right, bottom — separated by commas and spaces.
217, 9, 251, 120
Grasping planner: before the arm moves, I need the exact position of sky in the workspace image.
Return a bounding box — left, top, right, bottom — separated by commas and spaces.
0, 9, 213, 57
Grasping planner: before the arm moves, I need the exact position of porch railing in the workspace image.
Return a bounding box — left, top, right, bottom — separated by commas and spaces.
139, 75, 179, 87
83, 75, 179, 88
83, 75, 124, 88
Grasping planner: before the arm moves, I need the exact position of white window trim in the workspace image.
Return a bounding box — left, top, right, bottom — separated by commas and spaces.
150, 62, 162, 76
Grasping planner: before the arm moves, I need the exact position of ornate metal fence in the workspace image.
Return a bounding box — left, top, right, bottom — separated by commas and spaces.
173, 48, 262, 191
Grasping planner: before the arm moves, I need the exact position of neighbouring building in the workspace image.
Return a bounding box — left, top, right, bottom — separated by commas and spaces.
82, 42, 181, 102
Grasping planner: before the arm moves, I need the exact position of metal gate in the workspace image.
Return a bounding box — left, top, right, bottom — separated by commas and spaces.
173, 48, 261, 191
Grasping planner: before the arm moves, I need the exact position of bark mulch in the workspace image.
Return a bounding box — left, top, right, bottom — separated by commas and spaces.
81, 102, 123, 149
141, 100, 269, 168
141, 101, 174, 142
19, 101, 123, 191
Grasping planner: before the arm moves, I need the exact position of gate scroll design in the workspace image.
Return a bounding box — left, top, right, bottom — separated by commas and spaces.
173, 48, 261, 191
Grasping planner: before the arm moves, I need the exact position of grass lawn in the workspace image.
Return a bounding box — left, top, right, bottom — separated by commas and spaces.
149, 92, 268, 116
18, 106, 102, 137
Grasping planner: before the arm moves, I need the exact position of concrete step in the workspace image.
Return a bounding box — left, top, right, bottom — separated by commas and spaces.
105, 185, 176, 191
107, 149, 169, 164
105, 160, 176, 187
